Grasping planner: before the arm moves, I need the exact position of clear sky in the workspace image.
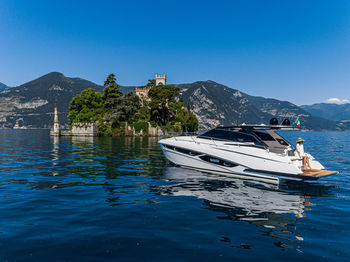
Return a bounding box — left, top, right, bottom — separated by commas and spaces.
1, 0, 350, 105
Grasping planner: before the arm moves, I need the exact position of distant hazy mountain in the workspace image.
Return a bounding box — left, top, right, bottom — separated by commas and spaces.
0, 72, 348, 130
301, 103, 350, 121
0, 82, 9, 92
178, 81, 343, 131
120, 86, 138, 94
0, 72, 104, 128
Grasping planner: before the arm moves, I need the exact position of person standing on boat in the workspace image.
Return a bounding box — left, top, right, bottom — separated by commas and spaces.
296, 138, 311, 170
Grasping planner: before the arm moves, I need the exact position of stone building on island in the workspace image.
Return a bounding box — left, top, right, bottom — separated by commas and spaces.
50, 73, 167, 137
155, 73, 166, 86
136, 73, 166, 100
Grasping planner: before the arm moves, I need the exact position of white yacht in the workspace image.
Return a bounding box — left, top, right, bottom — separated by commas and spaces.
158, 122, 337, 183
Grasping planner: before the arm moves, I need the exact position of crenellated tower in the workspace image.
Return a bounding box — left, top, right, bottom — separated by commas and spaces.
136, 73, 167, 101
155, 73, 166, 86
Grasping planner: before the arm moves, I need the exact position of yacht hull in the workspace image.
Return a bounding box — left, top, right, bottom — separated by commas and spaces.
159, 141, 305, 183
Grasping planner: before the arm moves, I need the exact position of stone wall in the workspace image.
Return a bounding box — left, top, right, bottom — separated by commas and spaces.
60, 122, 164, 137
57, 122, 98, 137
148, 123, 164, 136
124, 122, 163, 136
71, 122, 98, 136
135, 86, 152, 100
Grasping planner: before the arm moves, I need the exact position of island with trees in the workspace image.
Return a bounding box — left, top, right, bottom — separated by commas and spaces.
67, 74, 198, 136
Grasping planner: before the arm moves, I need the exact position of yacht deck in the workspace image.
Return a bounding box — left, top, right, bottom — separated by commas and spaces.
302, 169, 338, 178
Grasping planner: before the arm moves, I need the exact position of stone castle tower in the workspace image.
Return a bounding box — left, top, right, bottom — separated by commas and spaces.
136, 73, 167, 100
155, 73, 166, 86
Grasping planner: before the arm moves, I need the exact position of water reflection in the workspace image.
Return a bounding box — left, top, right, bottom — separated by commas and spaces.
161, 166, 332, 248
51, 136, 59, 176
1, 131, 348, 260
71, 136, 96, 144
64, 136, 164, 179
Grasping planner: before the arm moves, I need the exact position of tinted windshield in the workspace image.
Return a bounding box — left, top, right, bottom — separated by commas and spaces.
253, 131, 275, 141
198, 129, 265, 146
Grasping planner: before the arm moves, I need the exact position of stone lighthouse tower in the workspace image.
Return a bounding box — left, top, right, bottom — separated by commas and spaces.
50, 99, 60, 136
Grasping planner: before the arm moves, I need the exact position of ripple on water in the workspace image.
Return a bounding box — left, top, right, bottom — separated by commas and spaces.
0, 130, 349, 261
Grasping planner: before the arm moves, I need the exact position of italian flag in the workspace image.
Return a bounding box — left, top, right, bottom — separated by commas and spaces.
295, 117, 301, 128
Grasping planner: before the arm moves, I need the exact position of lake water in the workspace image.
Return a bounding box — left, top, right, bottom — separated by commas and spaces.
0, 129, 349, 261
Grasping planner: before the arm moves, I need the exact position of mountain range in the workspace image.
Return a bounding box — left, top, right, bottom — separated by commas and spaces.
301, 103, 350, 121
0, 82, 9, 92
0, 73, 104, 128
0, 72, 349, 131
178, 81, 346, 130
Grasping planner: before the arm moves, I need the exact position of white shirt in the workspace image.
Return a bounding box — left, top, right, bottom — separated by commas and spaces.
296, 143, 305, 157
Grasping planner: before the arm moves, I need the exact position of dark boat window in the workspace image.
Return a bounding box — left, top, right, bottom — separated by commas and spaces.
253, 131, 275, 141
163, 144, 201, 156
198, 129, 264, 146
199, 155, 238, 167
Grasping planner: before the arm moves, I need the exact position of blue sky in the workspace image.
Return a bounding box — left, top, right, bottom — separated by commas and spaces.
1, 0, 350, 105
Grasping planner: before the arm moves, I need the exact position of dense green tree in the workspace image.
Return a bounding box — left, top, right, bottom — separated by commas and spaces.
184, 111, 199, 132
102, 74, 122, 109
106, 92, 140, 127
184, 103, 198, 132
147, 84, 198, 132
146, 79, 156, 87
172, 103, 198, 133
98, 75, 141, 135
67, 88, 102, 127
148, 84, 180, 125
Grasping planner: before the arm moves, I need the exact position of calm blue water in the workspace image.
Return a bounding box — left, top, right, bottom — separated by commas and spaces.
0, 130, 349, 261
